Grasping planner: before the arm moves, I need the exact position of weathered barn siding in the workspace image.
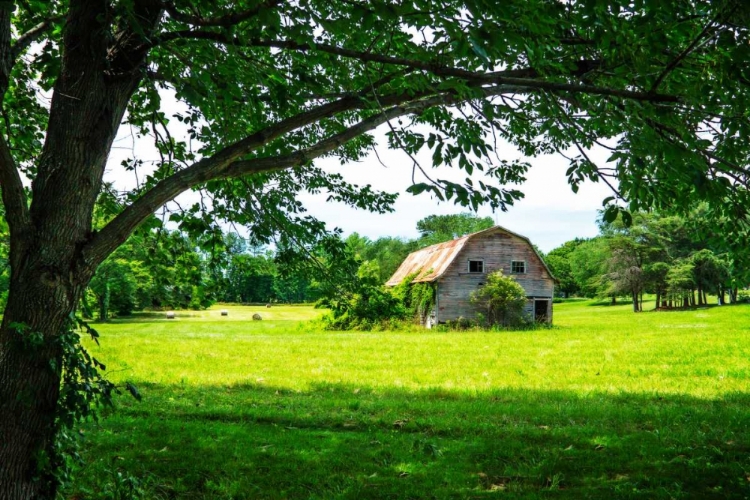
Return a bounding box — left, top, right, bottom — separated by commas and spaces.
386, 225, 555, 325
436, 229, 554, 323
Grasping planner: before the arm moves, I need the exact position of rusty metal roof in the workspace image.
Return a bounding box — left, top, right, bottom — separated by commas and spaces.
385, 234, 472, 286
385, 225, 556, 286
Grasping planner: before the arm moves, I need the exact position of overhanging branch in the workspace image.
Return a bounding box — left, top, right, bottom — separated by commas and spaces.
149, 32, 678, 103
11, 16, 64, 60
82, 87, 501, 266
162, 0, 283, 27
152, 30, 540, 80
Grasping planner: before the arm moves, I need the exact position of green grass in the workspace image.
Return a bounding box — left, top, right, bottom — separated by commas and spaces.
65, 301, 750, 499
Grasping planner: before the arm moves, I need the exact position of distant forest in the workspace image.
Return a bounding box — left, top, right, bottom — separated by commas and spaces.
0, 208, 741, 319
546, 206, 748, 311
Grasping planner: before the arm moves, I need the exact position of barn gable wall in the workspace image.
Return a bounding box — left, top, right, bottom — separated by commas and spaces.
436, 229, 554, 323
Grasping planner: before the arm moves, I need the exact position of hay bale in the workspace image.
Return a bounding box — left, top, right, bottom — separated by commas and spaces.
166, 311, 175, 319
220, 309, 228, 316
266, 303, 272, 308
252, 313, 262, 321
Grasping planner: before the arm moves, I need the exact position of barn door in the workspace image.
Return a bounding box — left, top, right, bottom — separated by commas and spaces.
534, 300, 550, 322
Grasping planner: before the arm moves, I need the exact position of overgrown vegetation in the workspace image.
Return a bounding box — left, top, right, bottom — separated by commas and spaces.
470, 270, 528, 327
318, 264, 439, 331
317, 260, 408, 331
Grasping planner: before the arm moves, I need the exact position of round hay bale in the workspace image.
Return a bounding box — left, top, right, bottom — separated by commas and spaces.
220, 309, 228, 316
266, 303, 272, 308
166, 311, 175, 319
252, 313, 262, 321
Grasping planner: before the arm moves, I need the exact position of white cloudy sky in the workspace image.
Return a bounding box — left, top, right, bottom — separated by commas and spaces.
106, 95, 615, 254
302, 139, 614, 253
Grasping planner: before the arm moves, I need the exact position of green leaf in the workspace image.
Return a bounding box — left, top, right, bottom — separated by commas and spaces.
125, 382, 143, 402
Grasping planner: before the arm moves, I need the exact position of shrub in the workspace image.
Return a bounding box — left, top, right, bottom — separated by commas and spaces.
470, 270, 528, 327
390, 272, 436, 324
318, 260, 406, 330
444, 316, 479, 330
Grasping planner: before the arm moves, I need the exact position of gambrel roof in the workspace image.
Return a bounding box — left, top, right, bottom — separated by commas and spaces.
385, 226, 555, 286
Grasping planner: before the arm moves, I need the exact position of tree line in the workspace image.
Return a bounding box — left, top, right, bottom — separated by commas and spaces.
15, 206, 741, 319
545, 206, 750, 311
0, 213, 495, 320
1, 207, 739, 319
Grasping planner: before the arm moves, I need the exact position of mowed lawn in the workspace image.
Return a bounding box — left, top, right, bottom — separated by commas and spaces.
65, 301, 750, 499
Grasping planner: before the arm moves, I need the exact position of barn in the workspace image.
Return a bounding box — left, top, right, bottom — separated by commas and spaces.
386, 226, 555, 326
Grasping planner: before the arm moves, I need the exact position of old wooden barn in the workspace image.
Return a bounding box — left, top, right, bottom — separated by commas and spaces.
386, 226, 555, 326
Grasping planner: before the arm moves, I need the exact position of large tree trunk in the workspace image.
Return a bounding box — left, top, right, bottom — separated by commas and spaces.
0, 2, 162, 495
0, 254, 90, 497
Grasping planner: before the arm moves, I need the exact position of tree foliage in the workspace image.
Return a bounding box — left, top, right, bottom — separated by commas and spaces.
4, 0, 750, 496
415, 213, 495, 248
317, 258, 407, 331
545, 239, 586, 297
470, 270, 528, 327
549, 207, 741, 309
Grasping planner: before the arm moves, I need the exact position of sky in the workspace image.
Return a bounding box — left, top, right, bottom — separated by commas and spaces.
105, 95, 615, 254
301, 141, 614, 253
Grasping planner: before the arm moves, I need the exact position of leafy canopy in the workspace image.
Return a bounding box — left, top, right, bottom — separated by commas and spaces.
3, 0, 750, 258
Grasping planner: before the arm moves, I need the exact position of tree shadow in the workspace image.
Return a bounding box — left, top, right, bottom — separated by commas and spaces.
66, 383, 750, 499
586, 299, 634, 307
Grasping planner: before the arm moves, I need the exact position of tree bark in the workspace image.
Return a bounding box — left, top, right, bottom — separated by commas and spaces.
0, 259, 89, 498
0, 2, 164, 496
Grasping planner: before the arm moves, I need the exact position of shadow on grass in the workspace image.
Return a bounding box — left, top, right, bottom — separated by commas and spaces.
586, 299, 634, 307
91, 312, 193, 324
97, 314, 274, 325
68, 383, 750, 499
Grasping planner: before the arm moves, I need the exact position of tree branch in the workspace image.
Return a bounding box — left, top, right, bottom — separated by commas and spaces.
0, 3, 30, 240
150, 30, 541, 79
11, 16, 65, 60
0, 135, 29, 237
150, 31, 680, 103
82, 86, 508, 265
161, 0, 283, 27
650, 13, 723, 93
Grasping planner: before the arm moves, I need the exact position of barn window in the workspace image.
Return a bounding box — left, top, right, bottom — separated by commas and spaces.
468, 260, 484, 273
511, 260, 526, 274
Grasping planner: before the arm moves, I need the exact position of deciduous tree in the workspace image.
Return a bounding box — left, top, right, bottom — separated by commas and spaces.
2, 1, 750, 497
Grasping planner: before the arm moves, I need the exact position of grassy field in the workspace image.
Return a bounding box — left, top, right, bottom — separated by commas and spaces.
64, 301, 750, 499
